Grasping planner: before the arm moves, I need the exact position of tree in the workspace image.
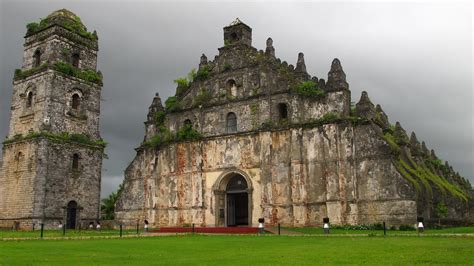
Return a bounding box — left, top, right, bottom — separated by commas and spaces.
100, 183, 123, 220
436, 202, 448, 226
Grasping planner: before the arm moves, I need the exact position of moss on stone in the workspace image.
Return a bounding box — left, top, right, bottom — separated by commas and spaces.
393, 159, 421, 193
26, 14, 97, 41
165, 96, 181, 112
294, 80, 325, 99
13, 63, 49, 80
193, 89, 213, 107
53, 61, 102, 84
382, 132, 401, 154
2, 131, 106, 148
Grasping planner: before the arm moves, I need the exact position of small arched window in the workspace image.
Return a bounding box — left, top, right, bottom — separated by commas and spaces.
184, 119, 192, 127
72, 154, 79, 170
226, 112, 237, 133
230, 32, 239, 41
71, 94, 80, 110
278, 103, 288, 120
26, 92, 33, 108
15, 152, 24, 172
72, 53, 80, 68
33, 50, 41, 68
227, 79, 237, 97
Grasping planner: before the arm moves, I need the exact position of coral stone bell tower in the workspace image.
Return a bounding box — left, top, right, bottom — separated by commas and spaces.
0, 9, 104, 230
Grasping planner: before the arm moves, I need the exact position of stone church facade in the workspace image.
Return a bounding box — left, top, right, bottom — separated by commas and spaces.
0, 10, 104, 230
115, 19, 472, 228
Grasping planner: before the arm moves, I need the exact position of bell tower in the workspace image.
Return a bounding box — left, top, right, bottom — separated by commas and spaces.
223, 18, 252, 47
0, 9, 104, 229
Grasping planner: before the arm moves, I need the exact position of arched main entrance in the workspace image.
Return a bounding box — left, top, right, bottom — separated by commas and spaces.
226, 175, 248, 226
214, 171, 253, 227
66, 201, 77, 229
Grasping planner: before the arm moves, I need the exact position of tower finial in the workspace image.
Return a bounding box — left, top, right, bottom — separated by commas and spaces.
355, 91, 375, 119
265, 37, 275, 57
326, 58, 348, 91
295, 52, 307, 73
199, 54, 208, 69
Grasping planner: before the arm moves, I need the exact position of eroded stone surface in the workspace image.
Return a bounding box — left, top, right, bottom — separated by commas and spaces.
0, 9, 103, 230
115, 20, 473, 228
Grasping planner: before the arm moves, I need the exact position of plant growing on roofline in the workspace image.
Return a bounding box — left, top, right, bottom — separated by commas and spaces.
13, 61, 103, 85
2, 131, 107, 148
26, 15, 97, 41
294, 80, 325, 98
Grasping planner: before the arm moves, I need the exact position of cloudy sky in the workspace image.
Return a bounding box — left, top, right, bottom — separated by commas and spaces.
0, 0, 472, 198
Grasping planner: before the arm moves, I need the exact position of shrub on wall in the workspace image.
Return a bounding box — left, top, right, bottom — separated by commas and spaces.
294, 80, 325, 98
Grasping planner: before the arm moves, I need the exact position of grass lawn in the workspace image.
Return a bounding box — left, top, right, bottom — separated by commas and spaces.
1, 235, 473, 265
285, 226, 474, 235
0, 229, 140, 239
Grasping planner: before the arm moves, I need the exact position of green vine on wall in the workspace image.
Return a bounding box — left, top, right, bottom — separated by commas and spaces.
26, 15, 97, 41
2, 131, 107, 148
383, 130, 469, 201
14, 61, 102, 85
294, 80, 326, 99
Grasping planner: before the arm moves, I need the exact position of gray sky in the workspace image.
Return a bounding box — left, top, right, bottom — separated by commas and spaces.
1, 1, 472, 198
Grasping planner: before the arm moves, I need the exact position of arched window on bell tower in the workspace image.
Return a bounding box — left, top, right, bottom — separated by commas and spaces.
227, 79, 237, 97
184, 119, 192, 127
278, 103, 288, 121
72, 153, 79, 170
33, 50, 41, 68
226, 112, 237, 133
72, 53, 80, 68
26, 92, 33, 108
71, 94, 80, 110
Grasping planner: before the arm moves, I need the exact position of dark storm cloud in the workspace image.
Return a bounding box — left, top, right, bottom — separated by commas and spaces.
1, 1, 472, 198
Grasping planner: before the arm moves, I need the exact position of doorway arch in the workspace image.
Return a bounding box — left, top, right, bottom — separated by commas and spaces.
66, 201, 78, 229
213, 170, 253, 227
226, 175, 248, 226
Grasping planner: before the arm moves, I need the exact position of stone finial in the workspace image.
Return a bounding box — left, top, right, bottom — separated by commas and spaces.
199, 54, 208, 68
421, 141, 429, 156
374, 104, 390, 129
295, 53, 307, 73
409, 132, 419, 146
229, 18, 243, 26
265, 37, 275, 57
430, 149, 437, 160
288, 64, 294, 71
147, 92, 164, 122
409, 132, 421, 154
355, 91, 376, 119
318, 78, 326, 90
326, 58, 349, 91
393, 122, 409, 145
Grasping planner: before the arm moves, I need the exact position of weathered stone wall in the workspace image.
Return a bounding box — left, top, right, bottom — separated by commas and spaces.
116, 20, 472, 228
0, 10, 103, 230
116, 122, 418, 228
23, 25, 98, 69
0, 138, 102, 229
0, 141, 39, 228
9, 72, 101, 139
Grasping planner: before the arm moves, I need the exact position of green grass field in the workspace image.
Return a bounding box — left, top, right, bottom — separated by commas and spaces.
285, 226, 474, 235
1, 235, 473, 265
2, 227, 473, 239
0, 229, 139, 239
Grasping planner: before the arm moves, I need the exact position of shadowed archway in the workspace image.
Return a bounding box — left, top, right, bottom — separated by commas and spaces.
213, 170, 253, 227
66, 201, 78, 229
